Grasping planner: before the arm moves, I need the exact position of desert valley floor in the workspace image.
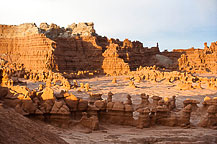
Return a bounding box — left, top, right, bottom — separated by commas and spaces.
19, 74, 217, 143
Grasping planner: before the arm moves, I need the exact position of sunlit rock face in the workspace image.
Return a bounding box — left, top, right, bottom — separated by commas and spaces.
0, 22, 168, 75
178, 42, 217, 74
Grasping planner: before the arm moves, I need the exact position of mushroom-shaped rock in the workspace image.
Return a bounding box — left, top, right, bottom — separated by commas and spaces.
107, 91, 113, 102
202, 96, 213, 109
182, 104, 192, 113
94, 100, 106, 110
199, 105, 217, 128
140, 93, 150, 106
155, 105, 170, 125
152, 96, 162, 106
141, 93, 149, 99
107, 102, 114, 110
137, 107, 150, 129
179, 104, 192, 127
112, 102, 125, 111
169, 96, 176, 110
207, 105, 217, 114
183, 99, 199, 111
158, 99, 165, 106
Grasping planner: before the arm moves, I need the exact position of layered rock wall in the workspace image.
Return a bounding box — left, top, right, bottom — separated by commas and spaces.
117, 39, 160, 70
0, 27, 56, 71
0, 22, 170, 75
54, 36, 103, 72
0, 23, 100, 73
178, 42, 217, 73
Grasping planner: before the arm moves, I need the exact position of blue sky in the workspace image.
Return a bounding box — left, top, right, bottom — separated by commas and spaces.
0, 0, 216, 51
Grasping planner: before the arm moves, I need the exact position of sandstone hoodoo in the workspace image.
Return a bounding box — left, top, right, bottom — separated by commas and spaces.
0, 22, 217, 144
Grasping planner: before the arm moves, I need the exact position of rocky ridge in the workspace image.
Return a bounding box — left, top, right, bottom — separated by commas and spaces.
0, 22, 173, 75
178, 42, 217, 74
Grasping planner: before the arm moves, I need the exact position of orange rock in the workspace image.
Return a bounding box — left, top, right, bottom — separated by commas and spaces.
178, 41, 217, 74
204, 96, 211, 101
112, 77, 117, 83
65, 93, 78, 100
41, 87, 54, 100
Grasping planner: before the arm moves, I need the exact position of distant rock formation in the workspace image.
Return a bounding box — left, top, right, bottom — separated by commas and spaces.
0, 22, 175, 75
39, 22, 96, 39
178, 42, 217, 74
102, 43, 130, 75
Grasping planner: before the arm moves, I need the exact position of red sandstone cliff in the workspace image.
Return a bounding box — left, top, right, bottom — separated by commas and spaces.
0, 22, 170, 75
53, 36, 103, 72
0, 32, 56, 71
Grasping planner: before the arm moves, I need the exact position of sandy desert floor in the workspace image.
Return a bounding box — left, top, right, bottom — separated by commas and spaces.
22, 75, 217, 143
46, 123, 217, 144
26, 75, 217, 109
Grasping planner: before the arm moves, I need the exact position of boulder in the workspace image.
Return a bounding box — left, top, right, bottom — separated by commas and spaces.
41, 87, 54, 100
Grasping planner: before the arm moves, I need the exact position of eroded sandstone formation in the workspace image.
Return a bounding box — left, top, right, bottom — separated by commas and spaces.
102, 43, 130, 75
178, 42, 217, 74
130, 65, 217, 91
1, 21, 217, 144
0, 34, 56, 71
2, 81, 216, 130
53, 36, 103, 73
0, 22, 172, 76
1, 62, 217, 131
0, 23, 102, 73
